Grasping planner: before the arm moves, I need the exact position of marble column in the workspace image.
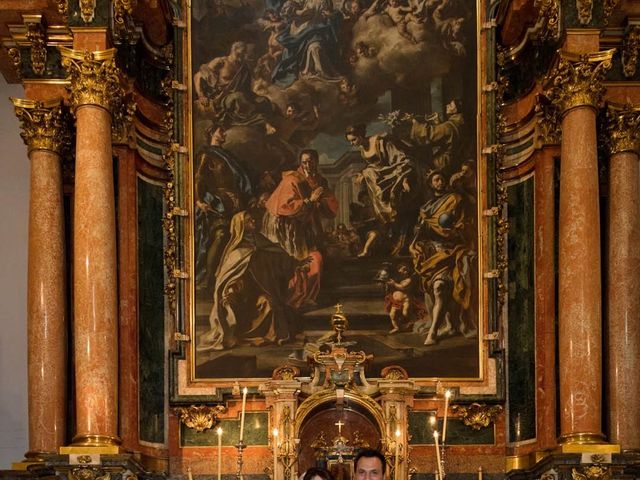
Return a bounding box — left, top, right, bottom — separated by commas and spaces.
544, 50, 613, 444
12, 98, 70, 457
59, 47, 123, 447
605, 104, 640, 451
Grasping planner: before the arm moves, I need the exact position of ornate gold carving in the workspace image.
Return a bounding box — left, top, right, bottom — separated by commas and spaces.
543, 50, 614, 115
603, 0, 620, 25
25, 20, 46, 76
56, 0, 69, 19
380, 366, 408, 380
622, 25, 640, 78
534, 0, 560, 42
59, 47, 123, 112
272, 365, 300, 380
112, 96, 137, 145
11, 98, 72, 155
172, 405, 228, 433
113, 0, 138, 42
76, 455, 92, 464
79, 0, 97, 23
576, 0, 593, 25
535, 96, 561, 146
70, 467, 110, 480
604, 103, 640, 155
571, 465, 610, 480
8, 47, 22, 80
331, 303, 348, 343
450, 403, 503, 430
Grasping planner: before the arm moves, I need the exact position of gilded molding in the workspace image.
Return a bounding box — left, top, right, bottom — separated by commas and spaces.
571, 464, 610, 480
543, 50, 615, 115
604, 103, 640, 155
112, 97, 137, 145
7, 47, 22, 79
113, 0, 138, 42
535, 96, 561, 146
622, 25, 640, 78
56, 0, 69, 20
576, 0, 593, 25
535, 0, 560, 42
79, 0, 97, 23
172, 405, 227, 433
11, 98, 72, 155
603, 0, 620, 25
450, 403, 503, 430
25, 21, 47, 76
59, 47, 123, 112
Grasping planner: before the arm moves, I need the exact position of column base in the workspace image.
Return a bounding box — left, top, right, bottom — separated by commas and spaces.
12, 450, 55, 470
59, 434, 123, 454
558, 432, 620, 453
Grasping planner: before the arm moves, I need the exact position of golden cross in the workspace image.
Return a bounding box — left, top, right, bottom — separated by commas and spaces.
335, 302, 344, 314
335, 420, 345, 435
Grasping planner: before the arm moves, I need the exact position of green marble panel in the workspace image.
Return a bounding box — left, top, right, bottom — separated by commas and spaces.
408, 412, 494, 445
507, 178, 535, 443
181, 412, 270, 446
138, 178, 166, 444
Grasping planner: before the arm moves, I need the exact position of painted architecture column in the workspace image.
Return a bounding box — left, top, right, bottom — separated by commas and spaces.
544, 50, 613, 444
59, 47, 123, 448
12, 98, 70, 458
604, 103, 640, 451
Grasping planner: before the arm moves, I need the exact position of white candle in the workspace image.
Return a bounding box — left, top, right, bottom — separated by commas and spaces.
442, 390, 451, 443
239, 387, 248, 442
187, 467, 194, 480
394, 429, 401, 480
217, 427, 223, 480
435, 471, 439, 480
273, 428, 279, 480
434, 431, 443, 480
478, 466, 483, 480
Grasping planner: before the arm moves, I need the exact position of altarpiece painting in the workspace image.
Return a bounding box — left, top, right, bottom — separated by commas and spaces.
186, 0, 485, 381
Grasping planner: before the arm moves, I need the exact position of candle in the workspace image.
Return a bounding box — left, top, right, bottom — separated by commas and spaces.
434, 431, 443, 480
239, 387, 248, 442
435, 470, 439, 480
442, 390, 451, 443
273, 428, 279, 480
394, 429, 401, 480
217, 427, 223, 480
477, 466, 483, 480
187, 467, 194, 480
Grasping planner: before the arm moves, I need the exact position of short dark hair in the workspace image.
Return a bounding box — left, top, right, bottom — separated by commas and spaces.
303, 468, 334, 480
300, 149, 319, 163
354, 449, 386, 474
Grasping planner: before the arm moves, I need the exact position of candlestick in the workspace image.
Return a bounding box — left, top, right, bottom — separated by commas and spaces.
217, 427, 223, 480
394, 429, 401, 480
478, 466, 483, 480
239, 387, 248, 442
273, 428, 279, 480
236, 440, 246, 480
434, 431, 443, 480
442, 390, 451, 443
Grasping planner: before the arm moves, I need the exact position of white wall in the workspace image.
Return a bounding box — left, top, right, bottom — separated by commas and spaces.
0, 76, 29, 468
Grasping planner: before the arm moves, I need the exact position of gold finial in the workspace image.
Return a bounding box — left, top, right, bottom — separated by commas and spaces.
331, 303, 348, 344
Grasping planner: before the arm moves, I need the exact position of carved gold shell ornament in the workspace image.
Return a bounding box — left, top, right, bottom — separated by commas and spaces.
571, 465, 611, 480
172, 404, 228, 433
450, 403, 503, 430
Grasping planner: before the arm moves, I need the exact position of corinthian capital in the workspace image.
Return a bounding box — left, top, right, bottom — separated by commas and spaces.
543, 49, 615, 115
604, 103, 640, 156
59, 47, 123, 112
11, 98, 72, 155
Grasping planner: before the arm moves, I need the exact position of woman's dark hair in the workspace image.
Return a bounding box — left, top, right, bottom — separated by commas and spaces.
354, 448, 387, 474
303, 468, 334, 480
345, 123, 367, 139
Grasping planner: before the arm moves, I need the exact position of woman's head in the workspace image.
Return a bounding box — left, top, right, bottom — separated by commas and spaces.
303, 468, 334, 480
345, 124, 367, 146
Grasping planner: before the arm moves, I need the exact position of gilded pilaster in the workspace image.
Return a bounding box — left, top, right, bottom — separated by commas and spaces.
622, 24, 640, 79
59, 46, 123, 450
544, 49, 613, 447
604, 103, 640, 451
12, 98, 70, 458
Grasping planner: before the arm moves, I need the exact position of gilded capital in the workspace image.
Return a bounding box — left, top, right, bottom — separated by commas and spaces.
543, 50, 615, 115
59, 47, 123, 113
11, 98, 71, 155
604, 103, 640, 156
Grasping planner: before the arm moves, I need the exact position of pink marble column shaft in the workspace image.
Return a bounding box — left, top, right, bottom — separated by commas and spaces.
607, 150, 640, 450
27, 148, 67, 454
558, 105, 603, 440
72, 104, 119, 442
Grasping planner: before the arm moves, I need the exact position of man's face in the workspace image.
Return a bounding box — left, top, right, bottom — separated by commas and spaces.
245, 215, 257, 232
431, 173, 445, 192
446, 100, 457, 115
212, 127, 226, 145
231, 43, 247, 61
355, 456, 384, 480
286, 105, 297, 117
300, 153, 318, 176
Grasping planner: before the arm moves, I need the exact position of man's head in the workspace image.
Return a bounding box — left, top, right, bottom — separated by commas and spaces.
300, 149, 319, 176
285, 102, 300, 118
354, 449, 386, 480
445, 98, 461, 115
230, 41, 247, 61
428, 171, 446, 194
